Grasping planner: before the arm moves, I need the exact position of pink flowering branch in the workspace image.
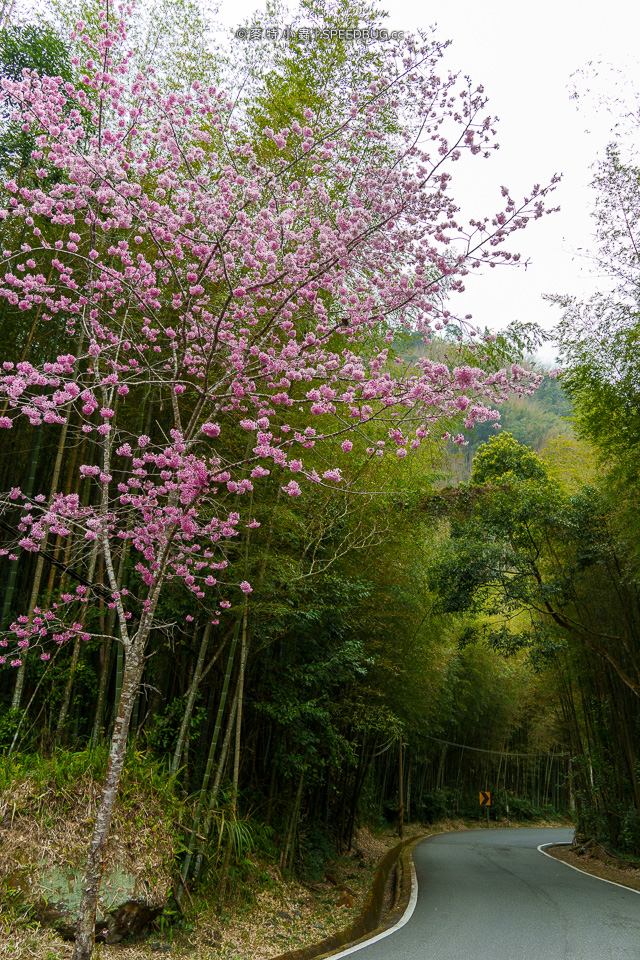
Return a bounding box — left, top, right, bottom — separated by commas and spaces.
0, 9, 556, 956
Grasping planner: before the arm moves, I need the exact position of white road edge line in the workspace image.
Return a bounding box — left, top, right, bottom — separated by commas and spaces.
327, 859, 419, 960
538, 842, 640, 895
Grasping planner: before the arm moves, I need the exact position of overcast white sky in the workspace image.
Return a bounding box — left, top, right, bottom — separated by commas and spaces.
217, 0, 640, 362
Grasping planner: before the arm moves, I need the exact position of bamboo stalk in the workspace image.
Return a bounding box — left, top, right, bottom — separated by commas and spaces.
193, 691, 238, 884
12, 410, 75, 710
0, 424, 43, 632
55, 542, 100, 740
170, 621, 212, 778
178, 616, 240, 891
282, 768, 305, 875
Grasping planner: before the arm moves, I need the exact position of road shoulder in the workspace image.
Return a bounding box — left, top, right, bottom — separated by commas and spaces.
544, 842, 640, 893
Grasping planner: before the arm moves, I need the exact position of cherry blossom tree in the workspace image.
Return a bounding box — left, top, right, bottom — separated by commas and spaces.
0, 6, 556, 956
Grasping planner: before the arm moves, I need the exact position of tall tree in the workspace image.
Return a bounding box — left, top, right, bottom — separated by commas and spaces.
0, 4, 556, 955
553, 139, 640, 569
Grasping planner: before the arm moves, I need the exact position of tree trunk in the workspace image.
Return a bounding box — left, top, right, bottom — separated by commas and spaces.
71, 641, 145, 960
346, 735, 367, 850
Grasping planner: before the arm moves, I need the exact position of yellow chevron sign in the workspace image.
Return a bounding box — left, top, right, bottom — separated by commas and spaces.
479, 791, 491, 807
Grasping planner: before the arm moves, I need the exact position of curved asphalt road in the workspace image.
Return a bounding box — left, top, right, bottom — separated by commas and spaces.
333, 827, 640, 960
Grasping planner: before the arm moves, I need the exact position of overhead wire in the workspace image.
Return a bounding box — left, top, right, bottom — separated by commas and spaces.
410, 732, 569, 759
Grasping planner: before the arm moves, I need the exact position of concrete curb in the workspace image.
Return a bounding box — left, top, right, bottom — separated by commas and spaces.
272, 835, 424, 960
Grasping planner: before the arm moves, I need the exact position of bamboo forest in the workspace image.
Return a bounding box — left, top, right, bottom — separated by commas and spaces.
1, 2, 640, 958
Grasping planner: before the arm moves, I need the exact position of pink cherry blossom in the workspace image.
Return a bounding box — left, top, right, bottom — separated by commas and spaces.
0, 6, 552, 776
282, 481, 302, 497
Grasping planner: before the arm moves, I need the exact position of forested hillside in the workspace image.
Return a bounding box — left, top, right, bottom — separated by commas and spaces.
1, 2, 639, 958
449, 370, 573, 481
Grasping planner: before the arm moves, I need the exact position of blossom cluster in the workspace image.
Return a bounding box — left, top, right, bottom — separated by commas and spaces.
0, 8, 550, 665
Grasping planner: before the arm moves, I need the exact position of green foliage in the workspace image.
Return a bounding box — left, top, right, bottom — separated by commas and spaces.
242, 0, 395, 145
118, 750, 183, 816
430, 434, 587, 661
553, 143, 640, 575
298, 824, 336, 880
471, 432, 549, 484
147, 694, 208, 758
0, 708, 20, 751
0, 18, 72, 80
416, 787, 457, 822
619, 808, 640, 854
540, 435, 597, 492
482, 320, 552, 367
252, 572, 373, 781
429, 536, 503, 615
0, 745, 109, 795
450, 370, 573, 484
50, 0, 223, 93
0, 746, 184, 820
0, 19, 73, 179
